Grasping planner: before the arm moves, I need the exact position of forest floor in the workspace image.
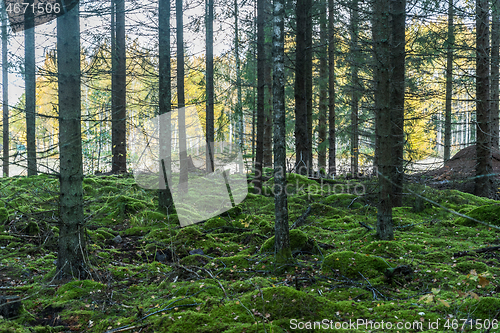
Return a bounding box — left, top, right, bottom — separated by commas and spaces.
0, 167, 500, 332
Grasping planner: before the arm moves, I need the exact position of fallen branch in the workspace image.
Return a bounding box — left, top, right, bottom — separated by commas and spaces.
453, 245, 500, 258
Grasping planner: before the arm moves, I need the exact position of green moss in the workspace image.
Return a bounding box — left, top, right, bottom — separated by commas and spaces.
95, 228, 116, 240
457, 204, 500, 226
462, 297, 500, 319
180, 254, 209, 266
260, 229, 308, 253
324, 193, 362, 208
56, 280, 106, 301
322, 251, 389, 278
455, 261, 489, 274
204, 217, 227, 229
154, 311, 226, 332
0, 207, 8, 224
361, 241, 405, 257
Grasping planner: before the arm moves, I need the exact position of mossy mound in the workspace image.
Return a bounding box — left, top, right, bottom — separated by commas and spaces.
455, 261, 489, 274
322, 251, 389, 278
203, 217, 227, 229
361, 241, 405, 258
324, 193, 363, 208
260, 229, 310, 253
461, 297, 500, 319
56, 280, 106, 302
457, 204, 500, 226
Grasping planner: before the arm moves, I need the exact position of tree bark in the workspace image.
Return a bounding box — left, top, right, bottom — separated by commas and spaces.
158, 0, 174, 213
206, 0, 214, 174
57, 2, 87, 279
177, 0, 188, 193
492, 0, 500, 150
318, 0, 328, 173
263, 0, 273, 168
273, 0, 291, 264
295, 0, 310, 175
328, 0, 336, 177
254, 0, 265, 194
25, 0, 36, 176
475, 0, 495, 198
234, 0, 243, 150
373, 0, 394, 240
2, 6, 8, 178
444, 0, 454, 162
390, 0, 405, 208
112, 0, 127, 173
349, 0, 359, 177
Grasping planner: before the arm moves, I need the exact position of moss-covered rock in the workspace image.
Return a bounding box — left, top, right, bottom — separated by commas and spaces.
203, 217, 227, 229
457, 204, 500, 226
260, 229, 308, 253
322, 251, 389, 278
324, 193, 363, 208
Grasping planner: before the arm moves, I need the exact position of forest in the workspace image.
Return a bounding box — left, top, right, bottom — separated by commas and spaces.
0, 0, 500, 331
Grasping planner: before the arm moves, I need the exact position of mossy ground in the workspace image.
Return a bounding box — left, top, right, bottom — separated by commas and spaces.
0, 174, 499, 332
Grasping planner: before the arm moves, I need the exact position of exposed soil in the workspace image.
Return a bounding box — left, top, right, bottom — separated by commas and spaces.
413, 145, 500, 197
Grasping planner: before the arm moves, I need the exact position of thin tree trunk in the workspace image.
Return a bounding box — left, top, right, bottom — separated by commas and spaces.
255, 0, 265, 194
25, 1, 36, 176
263, 0, 273, 168
273, 0, 291, 264
177, 0, 188, 193
306, 0, 313, 173
2, 6, 8, 178
390, 0, 405, 208
295, 0, 310, 175
158, 0, 174, 213
328, 0, 336, 177
206, 0, 214, 173
318, 1, 328, 173
491, 0, 500, 150
112, 0, 127, 173
349, 0, 359, 177
235, 0, 243, 150
57, 3, 86, 279
475, 0, 495, 198
373, 0, 393, 240
444, 0, 454, 161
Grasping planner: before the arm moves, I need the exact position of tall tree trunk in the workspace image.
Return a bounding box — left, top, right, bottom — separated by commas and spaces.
206, 0, 214, 173
234, 0, 243, 149
492, 0, 500, 150
25, 0, 36, 176
2, 6, 8, 178
295, 0, 310, 175
444, 0, 454, 162
318, 1, 328, 172
263, 0, 273, 168
349, 0, 359, 177
112, 0, 127, 173
306, 0, 313, 173
328, 0, 336, 177
390, 0, 405, 208
273, 0, 291, 264
475, 0, 495, 198
373, 0, 393, 240
158, 0, 174, 213
255, 0, 265, 193
177, 0, 188, 193
57, 3, 86, 279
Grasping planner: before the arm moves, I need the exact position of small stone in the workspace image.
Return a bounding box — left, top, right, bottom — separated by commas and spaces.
113, 235, 123, 244
189, 248, 204, 255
